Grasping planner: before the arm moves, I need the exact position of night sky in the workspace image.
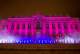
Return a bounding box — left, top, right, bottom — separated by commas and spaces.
0, 0, 80, 18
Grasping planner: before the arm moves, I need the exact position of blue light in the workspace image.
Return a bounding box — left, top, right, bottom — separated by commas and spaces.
15, 39, 56, 44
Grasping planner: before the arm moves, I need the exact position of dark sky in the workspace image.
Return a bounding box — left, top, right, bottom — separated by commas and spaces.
0, 0, 80, 18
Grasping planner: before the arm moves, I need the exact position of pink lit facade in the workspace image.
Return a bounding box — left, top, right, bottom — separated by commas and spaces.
0, 16, 80, 40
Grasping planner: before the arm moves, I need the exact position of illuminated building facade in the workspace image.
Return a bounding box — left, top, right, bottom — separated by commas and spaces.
0, 16, 80, 44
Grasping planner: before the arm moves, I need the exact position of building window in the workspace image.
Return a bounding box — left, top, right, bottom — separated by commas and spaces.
52, 23, 55, 29
11, 23, 14, 30
58, 23, 61, 29
46, 23, 49, 29
28, 24, 31, 29
36, 22, 41, 30
22, 24, 25, 29
63, 23, 67, 29
17, 24, 20, 30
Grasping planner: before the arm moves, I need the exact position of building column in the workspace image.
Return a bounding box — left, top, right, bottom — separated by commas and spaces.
78, 22, 80, 32
55, 22, 59, 39
72, 22, 76, 32
49, 22, 53, 39
68, 22, 72, 35
0, 24, 2, 31
19, 23, 22, 35
61, 22, 65, 37
25, 22, 28, 36
7, 22, 11, 33
14, 22, 17, 34
31, 22, 36, 39
42, 23, 46, 38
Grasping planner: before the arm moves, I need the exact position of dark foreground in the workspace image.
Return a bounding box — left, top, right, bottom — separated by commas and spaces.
0, 44, 80, 54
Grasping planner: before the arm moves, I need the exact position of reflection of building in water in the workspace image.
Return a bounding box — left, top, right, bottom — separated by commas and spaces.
0, 15, 80, 43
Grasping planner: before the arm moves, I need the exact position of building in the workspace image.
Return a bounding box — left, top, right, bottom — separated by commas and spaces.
0, 15, 80, 44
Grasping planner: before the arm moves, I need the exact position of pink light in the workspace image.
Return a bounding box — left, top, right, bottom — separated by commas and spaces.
61, 23, 65, 37
19, 23, 22, 35
49, 22, 53, 38
7, 22, 11, 33
78, 22, 80, 32
42, 23, 46, 35
0, 25, 2, 31
25, 23, 28, 35
0, 16, 80, 43
68, 22, 72, 34
55, 22, 59, 39
14, 22, 17, 33
31, 23, 36, 39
